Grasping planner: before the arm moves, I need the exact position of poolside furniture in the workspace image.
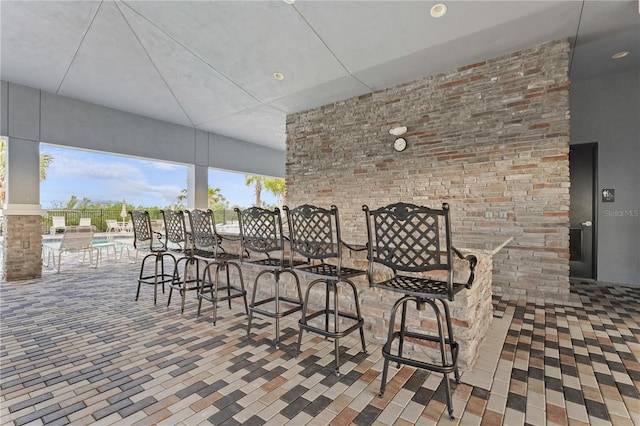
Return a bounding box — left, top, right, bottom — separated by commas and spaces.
43, 226, 97, 273
186, 209, 248, 326
89, 241, 118, 265
49, 216, 66, 235
105, 219, 119, 234
130, 210, 177, 305
163, 209, 201, 314
79, 217, 91, 227
362, 202, 477, 420
283, 204, 367, 375
122, 221, 133, 233
236, 206, 305, 347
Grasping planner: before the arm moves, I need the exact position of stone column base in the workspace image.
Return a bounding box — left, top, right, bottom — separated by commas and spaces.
2, 206, 43, 281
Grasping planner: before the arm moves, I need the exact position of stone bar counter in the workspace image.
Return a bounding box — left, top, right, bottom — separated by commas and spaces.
217, 234, 512, 371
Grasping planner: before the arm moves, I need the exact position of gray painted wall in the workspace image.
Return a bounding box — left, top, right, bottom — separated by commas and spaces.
1, 81, 285, 178
570, 70, 640, 285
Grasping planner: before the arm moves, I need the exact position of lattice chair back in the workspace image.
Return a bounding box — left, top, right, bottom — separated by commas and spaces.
130, 210, 165, 253
162, 209, 189, 251
363, 202, 454, 300
185, 209, 222, 255
236, 206, 285, 261
284, 204, 343, 266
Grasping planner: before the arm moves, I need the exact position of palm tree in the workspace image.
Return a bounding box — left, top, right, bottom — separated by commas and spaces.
263, 178, 286, 206
208, 187, 226, 209
244, 175, 263, 207
176, 186, 225, 209
244, 175, 285, 207
0, 139, 54, 205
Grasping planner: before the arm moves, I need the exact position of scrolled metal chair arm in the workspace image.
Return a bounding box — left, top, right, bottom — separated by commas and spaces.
453, 246, 478, 289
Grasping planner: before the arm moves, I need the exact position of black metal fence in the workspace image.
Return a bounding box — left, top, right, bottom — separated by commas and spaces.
42, 209, 236, 234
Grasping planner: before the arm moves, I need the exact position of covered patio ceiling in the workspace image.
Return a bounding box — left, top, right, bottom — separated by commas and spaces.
1, 1, 638, 151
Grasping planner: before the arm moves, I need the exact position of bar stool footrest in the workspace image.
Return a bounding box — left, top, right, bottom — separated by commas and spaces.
250, 296, 303, 319
198, 286, 246, 303
299, 309, 364, 340
382, 330, 459, 374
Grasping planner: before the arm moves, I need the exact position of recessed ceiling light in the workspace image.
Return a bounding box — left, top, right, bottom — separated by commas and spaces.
430, 3, 447, 18
283, 0, 295, 4
612, 51, 630, 59
273, 72, 285, 81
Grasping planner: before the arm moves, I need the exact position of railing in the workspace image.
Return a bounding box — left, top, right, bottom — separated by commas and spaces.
42, 209, 237, 234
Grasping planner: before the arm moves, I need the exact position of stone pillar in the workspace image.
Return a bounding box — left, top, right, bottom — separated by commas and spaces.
2, 83, 44, 280
2, 209, 43, 281
3, 138, 44, 281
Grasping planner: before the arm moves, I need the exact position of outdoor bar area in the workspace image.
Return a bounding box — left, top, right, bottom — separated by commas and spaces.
272, 39, 569, 366
2, 37, 571, 369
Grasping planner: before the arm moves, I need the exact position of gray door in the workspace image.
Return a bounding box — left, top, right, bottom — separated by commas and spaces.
569, 143, 596, 279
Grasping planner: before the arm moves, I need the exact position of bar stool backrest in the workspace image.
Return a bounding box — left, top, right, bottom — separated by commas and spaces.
162, 209, 189, 251
236, 206, 285, 261
130, 210, 165, 252
283, 204, 343, 265
363, 202, 454, 296
186, 209, 223, 255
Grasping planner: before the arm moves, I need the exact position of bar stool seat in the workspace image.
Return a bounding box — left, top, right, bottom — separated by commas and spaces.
284, 204, 367, 376
363, 202, 477, 420
236, 206, 305, 347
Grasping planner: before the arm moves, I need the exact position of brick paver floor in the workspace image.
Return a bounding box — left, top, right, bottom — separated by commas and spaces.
1, 252, 639, 425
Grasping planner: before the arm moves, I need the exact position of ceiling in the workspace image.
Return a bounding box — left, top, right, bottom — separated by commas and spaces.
1, 1, 638, 152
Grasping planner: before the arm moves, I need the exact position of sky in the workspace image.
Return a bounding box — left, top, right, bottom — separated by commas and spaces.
39, 145, 278, 209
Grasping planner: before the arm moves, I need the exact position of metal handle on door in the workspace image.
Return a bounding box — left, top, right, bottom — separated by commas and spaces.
581, 220, 593, 227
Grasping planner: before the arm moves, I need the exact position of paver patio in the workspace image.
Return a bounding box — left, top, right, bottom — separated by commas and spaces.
1, 254, 638, 425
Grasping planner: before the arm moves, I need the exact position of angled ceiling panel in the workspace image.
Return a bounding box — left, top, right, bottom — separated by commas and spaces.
353, 1, 581, 90
295, 1, 579, 75
197, 105, 286, 150
0, 1, 99, 92
268, 74, 372, 115
58, 1, 191, 126
124, 1, 348, 103
119, 3, 260, 126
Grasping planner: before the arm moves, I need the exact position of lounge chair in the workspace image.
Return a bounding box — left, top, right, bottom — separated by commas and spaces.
43, 226, 98, 273
49, 216, 66, 235
79, 217, 91, 227
106, 219, 119, 233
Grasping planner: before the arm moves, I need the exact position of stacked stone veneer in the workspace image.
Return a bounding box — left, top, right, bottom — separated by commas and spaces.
285, 39, 570, 299
3, 215, 43, 280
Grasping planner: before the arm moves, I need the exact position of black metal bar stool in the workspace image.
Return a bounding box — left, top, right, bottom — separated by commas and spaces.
162, 209, 202, 314
236, 206, 306, 347
362, 202, 477, 420
129, 210, 177, 305
186, 209, 248, 326
283, 204, 367, 375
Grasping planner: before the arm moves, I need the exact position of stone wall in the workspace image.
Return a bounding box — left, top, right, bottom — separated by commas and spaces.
285, 39, 571, 298
3, 215, 43, 280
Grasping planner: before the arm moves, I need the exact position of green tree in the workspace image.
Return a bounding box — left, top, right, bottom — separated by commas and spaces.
208, 187, 226, 209
0, 139, 54, 205
176, 187, 227, 209
263, 178, 286, 206
244, 175, 285, 207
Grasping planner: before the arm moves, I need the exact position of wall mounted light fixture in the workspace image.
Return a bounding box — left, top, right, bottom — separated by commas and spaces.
389, 126, 407, 136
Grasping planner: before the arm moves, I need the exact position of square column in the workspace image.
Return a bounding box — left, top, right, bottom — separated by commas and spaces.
2, 206, 43, 280
187, 164, 209, 210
